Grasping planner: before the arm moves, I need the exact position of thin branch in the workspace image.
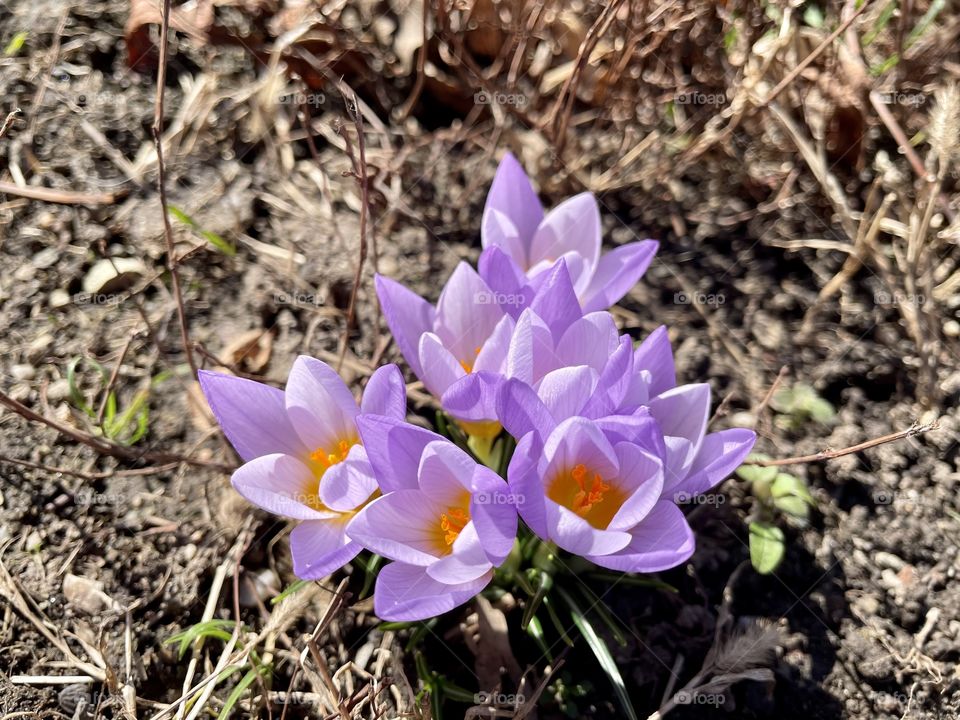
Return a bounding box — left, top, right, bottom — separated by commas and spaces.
0, 108, 21, 139
0, 180, 124, 205
152, 0, 197, 378
750, 420, 939, 467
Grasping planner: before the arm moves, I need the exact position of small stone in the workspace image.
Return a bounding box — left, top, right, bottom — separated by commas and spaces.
32, 247, 60, 269
14, 264, 35, 281
875, 551, 905, 570
82, 258, 146, 295
47, 379, 71, 401
11, 364, 35, 381
27, 333, 54, 361
49, 289, 71, 308
945, 320, 960, 337
63, 573, 120, 615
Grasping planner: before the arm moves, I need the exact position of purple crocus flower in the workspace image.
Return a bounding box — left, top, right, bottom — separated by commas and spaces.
346, 415, 517, 621
480, 152, 659, 313
198, 358, 406, 579
375, 262, 515, 436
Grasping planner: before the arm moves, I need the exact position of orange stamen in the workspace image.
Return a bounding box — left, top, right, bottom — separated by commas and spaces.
458, 346, 483, 374
439, 507, 469, 546
310, 438, 354, 471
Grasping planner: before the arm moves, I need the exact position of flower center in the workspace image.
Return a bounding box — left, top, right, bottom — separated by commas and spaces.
459, 346, 482, 374
309, 438, 355, 471
547, 463, 626, 529
439, 507, 469, 546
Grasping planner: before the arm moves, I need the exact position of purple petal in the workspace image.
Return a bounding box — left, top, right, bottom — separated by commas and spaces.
231, 453, 333, 520
582, 336, 635, 417
425, 524, 493, 584
346, 491, 446, 565
607, 443, 665, 531
481, 208, 528, 269
285, 356, 359, 452
579, 240, 659, 313
536, 366, 597, 421
545, 502, 632, 555
506, 309, 557, 385
375, 274, 436, 379
291, 519, 361, 579
528, 260, 583, 338
585, 501, 694, 572
374, 562, 493, 621
634, 326, 676, 398
442, 372, 501, 423
198, 370, 306, 462
497, 378, 556, 440
318, 446, 378, 512
355, 415, 443, 492
418, 332, 466, 399
593, 410, 663, 455
649, 384, 711, 487
434, 263, 504, 367
674, 428, 756, 497
417, 440, 477, 505
482, 152, 543, 253
478, 245, 532, 318
507, 432, 549, 538
361, 364, 407, 419
469, 466, 518, 563
473, 314, 515, 374
529, 193, 601, 279
555, 312, 619, 372
543, 417, 619, 481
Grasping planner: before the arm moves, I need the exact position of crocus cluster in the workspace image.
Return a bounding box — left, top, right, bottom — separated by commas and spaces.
200, 153, 755, 621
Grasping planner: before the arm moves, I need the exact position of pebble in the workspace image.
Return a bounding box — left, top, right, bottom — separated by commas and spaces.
10, 364, 35, 381
32, 247, 60, 269
875, 551, 905, 570
945, 320, 960, 337
82, 257, 145, 294
14, 264, 35, 281
47, 379, 71, 401
49, 289, 71, 308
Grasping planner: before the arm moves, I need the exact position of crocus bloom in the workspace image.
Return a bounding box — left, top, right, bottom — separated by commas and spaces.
480, 152, 659, 313
198, 358, 406, 579
507, 414, 699, 572
346, 415, 517, 621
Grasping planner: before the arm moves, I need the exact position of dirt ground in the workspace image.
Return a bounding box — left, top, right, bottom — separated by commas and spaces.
1, 1, 959, 718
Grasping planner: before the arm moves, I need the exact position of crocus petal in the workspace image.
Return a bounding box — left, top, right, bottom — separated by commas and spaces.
674, 428, 757, 498
417, 440, 477, 505
472, 314, 515, 374
545, 501, 632, 555
434, 263, 504, 366
425, 524, 493, 584
543, 417, 619, 481
198, 371, 307, 462
374, 562, 493, 622
418, 332, 466, 399
536, 366, 597, 421
593, 410, 665, 456
582, 336, 635, 417
285, 356, 359, 452
506, 309, 556, 385
469, 466, 518, 564
585, 501, 695, 573
441, 372, 500, 423
290, 519, 361, 579
579, 240, 659, 313
607, 443, 664, 531
318, 446, 378, 512
497, 378, 556, 440
356, 415, 444, 492
346, 491, 446, 565
481, 208, 528, 269
529, 193, 601, 278
507, 433, 549, 538
361, 364, 407, 419
528, 260, 582, 339
477, 245, 532, 318
554, 312, 619, 372
375, 274, 436, 379
649, 383, 711, 487
482, 151, 543, 254
634, 325, 676, 399
231, 453, 334, 520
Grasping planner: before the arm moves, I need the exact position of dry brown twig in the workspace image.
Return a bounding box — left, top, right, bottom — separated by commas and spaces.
0, 108, 21, 139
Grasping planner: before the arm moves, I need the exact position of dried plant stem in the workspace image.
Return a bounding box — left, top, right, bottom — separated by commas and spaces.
0, 108, 21, 139
751, 420, 939, 467
152, 0, 197, 378
0, 180, 124, 205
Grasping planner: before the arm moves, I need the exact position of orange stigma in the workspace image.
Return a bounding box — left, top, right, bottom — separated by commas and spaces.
459, 346, 483, 374
547, 463, 626, 529
569, 464, 610, 514
439, 507, 469, 546
310, 438, 354, 471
